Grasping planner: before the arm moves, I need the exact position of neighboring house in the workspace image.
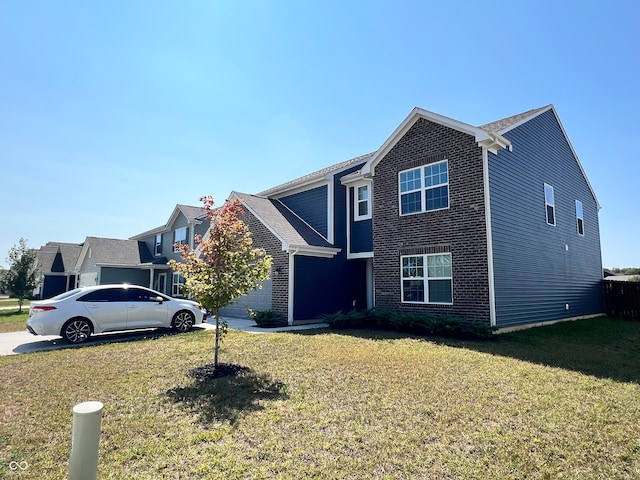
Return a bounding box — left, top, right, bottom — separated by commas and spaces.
229, 105, 604, 329
130, 204, 208, 296
75, 237, 159, 288
34, 242, 83, 298
34, 204, 207, 299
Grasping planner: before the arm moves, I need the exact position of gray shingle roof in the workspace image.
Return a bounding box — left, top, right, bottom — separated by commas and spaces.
83, 237, 153, 265
479, 106, 550, 134
177, 204, 207, 222
233, 192, 333, 249
258, 152, 374, 197
36, 242, 83, 274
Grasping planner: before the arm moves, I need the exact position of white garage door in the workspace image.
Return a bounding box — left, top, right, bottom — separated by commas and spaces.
219, 278, 272, 319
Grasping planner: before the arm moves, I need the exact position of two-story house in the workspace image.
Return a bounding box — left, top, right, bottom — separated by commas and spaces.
129, 204, 208, 296
228, 105, 604, 329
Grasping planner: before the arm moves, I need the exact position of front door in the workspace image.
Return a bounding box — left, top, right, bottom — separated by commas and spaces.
156, 273, 167, 294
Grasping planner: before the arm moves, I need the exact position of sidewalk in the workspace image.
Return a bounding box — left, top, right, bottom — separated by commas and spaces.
0, 316, 329, 356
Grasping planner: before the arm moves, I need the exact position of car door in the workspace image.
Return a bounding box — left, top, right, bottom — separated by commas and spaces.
77, 288, 128, 332
124, 287, 169, 329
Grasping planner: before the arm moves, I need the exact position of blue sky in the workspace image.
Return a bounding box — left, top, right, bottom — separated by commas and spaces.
1, 0, 638, 269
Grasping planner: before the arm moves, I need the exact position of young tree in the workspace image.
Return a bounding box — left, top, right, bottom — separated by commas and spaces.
1, 238, 40, 312
169, 196, 272, 367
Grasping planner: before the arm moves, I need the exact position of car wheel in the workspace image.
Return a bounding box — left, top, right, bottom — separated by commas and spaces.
172, 311, 195, 332
62, 318, 92, 344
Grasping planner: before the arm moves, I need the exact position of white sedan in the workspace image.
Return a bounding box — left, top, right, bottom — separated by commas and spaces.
27, 284, 206, 344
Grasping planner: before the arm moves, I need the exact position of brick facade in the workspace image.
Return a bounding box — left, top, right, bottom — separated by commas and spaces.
372, 118, 491, 324
240, 210, 290, 321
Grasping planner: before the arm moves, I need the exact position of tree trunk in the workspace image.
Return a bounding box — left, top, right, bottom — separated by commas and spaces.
214, 308, 220, 367
18, 299, 23, 313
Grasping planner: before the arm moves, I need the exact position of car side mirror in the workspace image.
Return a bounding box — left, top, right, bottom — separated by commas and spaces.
154, 296, 164, 304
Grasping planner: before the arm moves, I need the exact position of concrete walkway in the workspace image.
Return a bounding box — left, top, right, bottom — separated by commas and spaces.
0, 317, 329, 356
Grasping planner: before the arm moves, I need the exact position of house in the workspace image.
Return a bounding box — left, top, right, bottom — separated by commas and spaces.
129, 204, 208, 296
34, 204, 208, 299
75, 237, 159, 288
34, 242, 83, 298
229, 105, 604, 329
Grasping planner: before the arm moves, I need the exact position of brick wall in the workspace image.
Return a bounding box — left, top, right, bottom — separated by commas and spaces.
372, 118, 491, 324
240, 209, 289, 321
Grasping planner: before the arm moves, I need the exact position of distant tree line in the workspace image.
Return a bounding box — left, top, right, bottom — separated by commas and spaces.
610, 267, 640, 275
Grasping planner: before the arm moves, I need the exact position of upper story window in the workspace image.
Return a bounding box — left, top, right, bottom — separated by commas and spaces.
401, 253, 453, 304
354, 183, 371, 221
575, 200, 584, 235
154, 234, 162, 256
544, 183, 556, 226
173, 227, 187, 252
399, 160, 449, 215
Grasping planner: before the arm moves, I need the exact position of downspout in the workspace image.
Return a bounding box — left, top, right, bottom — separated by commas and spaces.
482, 147, 497, 327
287, 248, 299, 326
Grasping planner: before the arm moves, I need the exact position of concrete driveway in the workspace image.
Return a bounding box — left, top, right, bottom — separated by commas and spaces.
0, 318, 328, 356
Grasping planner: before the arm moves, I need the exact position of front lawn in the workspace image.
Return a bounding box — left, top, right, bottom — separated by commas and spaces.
0, 299, 30, 308
0, 309, 28, 334
1, 317, 639, 479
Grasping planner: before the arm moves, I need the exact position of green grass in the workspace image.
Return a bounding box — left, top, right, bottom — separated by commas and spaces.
0, 309, 28, 334
1, 317, 640, 479
0, 299, 30, 308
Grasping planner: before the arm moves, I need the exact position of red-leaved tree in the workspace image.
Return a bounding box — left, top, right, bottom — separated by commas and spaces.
168, 196, 272, 366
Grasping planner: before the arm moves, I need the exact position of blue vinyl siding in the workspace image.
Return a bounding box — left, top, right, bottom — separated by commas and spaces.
279, 186, 328, 238
348, 186, 373, 253
352, 219, 373, 252
289, 162, 370, 320
293, 255, 367, 319
489, 109, 604, 327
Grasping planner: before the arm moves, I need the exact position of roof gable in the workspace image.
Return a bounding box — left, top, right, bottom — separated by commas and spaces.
230, 191, 340, 258
130, 204, 206, 240
361, 107, 509, 177
36, 242, 82, 274
485, 105, 600, 210
76, 237, 153, 267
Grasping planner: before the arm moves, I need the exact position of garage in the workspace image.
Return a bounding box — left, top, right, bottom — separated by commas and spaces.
219, 278, 273, 319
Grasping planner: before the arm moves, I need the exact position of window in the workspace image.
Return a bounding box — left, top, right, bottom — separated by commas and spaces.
575, 200, 584, 235
172, 273, 185, 297
78, 288, 127, 302
124, 288, 166, 302
154, 234, 162, 256
544, 183, 555, 226
354, 184, 371, 221
401, 253, 453, 304
399, 160, 449, 215
173, 227, 187, 252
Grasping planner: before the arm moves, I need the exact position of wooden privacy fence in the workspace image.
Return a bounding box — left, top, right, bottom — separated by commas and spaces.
604, 280, 640, 320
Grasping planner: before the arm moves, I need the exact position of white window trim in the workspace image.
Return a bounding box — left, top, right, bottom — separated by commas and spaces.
544, 183, 556, 226
354, 182, 372, 221
154, 234, 162, 256
398, 160, 450, 216
575, 200, 584, 236
400, 253, 453, 305
173, 226, 188, 252
171, 272, 184, 297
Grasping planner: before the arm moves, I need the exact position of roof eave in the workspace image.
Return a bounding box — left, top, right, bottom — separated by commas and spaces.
362, 107, 496, 176
287, 244, 341, 258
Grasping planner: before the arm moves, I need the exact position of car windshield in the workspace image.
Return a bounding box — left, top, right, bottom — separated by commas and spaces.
48, 289, 83, 301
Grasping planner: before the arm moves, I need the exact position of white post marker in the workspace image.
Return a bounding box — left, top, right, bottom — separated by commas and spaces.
69, 401, 104, 480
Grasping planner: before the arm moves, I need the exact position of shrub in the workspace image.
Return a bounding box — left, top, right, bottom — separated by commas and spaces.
247, 309, 286, 328
323, 308, 496, 340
